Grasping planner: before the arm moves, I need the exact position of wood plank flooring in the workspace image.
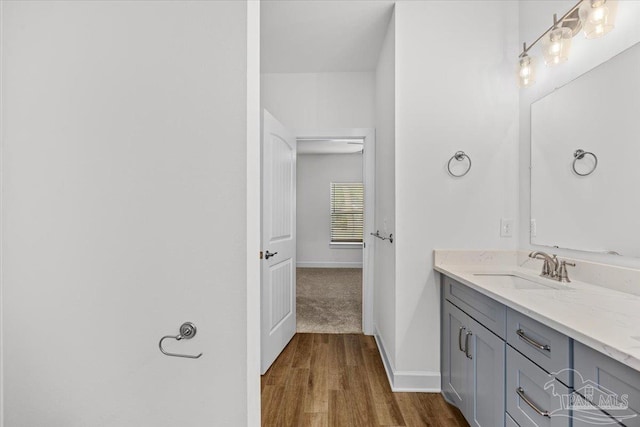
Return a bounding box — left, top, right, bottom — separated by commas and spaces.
261, 333, 469, 427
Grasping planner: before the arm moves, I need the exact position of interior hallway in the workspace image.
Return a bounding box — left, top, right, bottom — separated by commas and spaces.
261, 333, 468, 426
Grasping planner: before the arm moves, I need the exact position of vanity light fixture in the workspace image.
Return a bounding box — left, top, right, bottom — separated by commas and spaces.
517, 44, 536, 88
579, 0, 618, 39
542, 14, 573, 66
517, 0, 618, 87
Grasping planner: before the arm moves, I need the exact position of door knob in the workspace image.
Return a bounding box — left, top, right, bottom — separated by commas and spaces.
265, 250, 278, 260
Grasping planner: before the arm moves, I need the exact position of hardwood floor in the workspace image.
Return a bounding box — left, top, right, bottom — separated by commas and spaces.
261, 333, 469, 427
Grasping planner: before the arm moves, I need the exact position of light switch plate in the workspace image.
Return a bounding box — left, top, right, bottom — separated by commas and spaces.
501, 218, 514, 237
530, 219, 537, 237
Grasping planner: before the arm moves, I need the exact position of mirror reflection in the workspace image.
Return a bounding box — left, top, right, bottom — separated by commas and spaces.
531, 41, 640, 257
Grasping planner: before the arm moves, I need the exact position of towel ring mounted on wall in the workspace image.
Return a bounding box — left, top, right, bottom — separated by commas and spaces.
158, 322, 203, 359
572, 149, 598, 177
447, 151, 472, 177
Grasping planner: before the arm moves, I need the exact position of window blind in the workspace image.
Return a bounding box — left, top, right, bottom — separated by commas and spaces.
330, 182, 364, 243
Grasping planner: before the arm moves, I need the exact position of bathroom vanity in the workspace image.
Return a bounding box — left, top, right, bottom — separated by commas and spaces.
435, 251, 640, 427
436, 38, 640, 427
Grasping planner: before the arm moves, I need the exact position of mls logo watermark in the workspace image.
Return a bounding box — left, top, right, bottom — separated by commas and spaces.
541, 369, 637, 425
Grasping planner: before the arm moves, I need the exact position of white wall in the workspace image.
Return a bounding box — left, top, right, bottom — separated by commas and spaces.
297, 154, 363, 267
261, 72, 375, 130
393, 0, 519, 388
1, 1, 254, 425
373, 10, 397, 374
519, 0, 640, 268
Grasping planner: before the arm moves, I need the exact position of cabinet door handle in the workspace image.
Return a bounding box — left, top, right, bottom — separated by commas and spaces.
517, 329, 550, 351
458, 326, 466, 352
517, 387, 550, 418
464, 331, 473, 359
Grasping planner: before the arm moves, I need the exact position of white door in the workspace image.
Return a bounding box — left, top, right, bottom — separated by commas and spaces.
261, 110, 297, 374
2, 2, 253, 426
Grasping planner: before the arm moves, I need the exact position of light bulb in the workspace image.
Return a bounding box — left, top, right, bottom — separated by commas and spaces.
542, 27, 572, 67
590, 6, 607, 23
517, 55, 536, 88
579, 0, 617, 39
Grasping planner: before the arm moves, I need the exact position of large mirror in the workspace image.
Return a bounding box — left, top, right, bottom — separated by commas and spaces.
531, 41, 640, 257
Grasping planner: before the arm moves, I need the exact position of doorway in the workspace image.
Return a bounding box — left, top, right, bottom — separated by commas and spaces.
296, 130, 375, 339
296, 137, 365, 334
260, 121, 376, 374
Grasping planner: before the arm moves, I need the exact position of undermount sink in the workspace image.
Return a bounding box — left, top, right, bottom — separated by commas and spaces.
471, 273, 571, 290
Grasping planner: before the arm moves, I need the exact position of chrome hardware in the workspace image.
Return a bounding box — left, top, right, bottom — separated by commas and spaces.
529, 251, 558, 279
558, 260, 576, 283
572, 149, 598, 176
370, 230, 393, 243
517, 329, 551, 352
529, 251, 576, 283
447, 151, 472, 177
264, 250, 278, 260
458, 326, 466, 352
158, 322, 203, 359
517, 387, 550, 418
464, 331, 473, 359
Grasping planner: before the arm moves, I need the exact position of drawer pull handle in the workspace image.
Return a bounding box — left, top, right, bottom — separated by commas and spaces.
465, 331, 473, 359
517, 387, 550, 418
458, 327, 466, 352
517, 329, 550, 351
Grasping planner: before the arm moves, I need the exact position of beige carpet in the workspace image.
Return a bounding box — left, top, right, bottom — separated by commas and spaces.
296, 268, 362, 334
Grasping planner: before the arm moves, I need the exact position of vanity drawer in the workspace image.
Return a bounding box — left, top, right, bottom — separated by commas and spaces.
507, 346, 570, 427
507, 308, 572, 386
574, 341, 640, 426
443, 275, 506, 338
506, 412, 520, 427
570, 394, 626, 427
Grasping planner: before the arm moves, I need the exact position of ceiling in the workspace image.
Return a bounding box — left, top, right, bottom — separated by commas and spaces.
297, 138, 364, 154
261, 0, 395, 73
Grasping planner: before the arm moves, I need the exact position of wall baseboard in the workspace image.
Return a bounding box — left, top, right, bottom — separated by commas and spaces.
296, 261, 363, 268
374, 327, 441, 393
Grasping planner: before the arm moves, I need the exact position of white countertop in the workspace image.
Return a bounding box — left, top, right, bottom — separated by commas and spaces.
435, 260, 640, 372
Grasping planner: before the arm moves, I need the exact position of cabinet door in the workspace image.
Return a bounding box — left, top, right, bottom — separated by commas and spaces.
466, 316, 506, 427
443, 301, 470, 415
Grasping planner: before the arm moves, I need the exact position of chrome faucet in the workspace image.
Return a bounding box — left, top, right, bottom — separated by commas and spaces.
528, 251, 575, 283
529, 251, 558, 278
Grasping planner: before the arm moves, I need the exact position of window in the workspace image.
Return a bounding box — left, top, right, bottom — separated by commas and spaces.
330, 182, 364, 244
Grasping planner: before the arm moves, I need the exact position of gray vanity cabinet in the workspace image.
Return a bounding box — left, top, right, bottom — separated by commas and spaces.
573, 341, 640, 426
506, 308, 572, 386
441, 272, 640, 427
442, 299, 506, 426
570, 396, 627, 427
442, 300, 471, 412
506, 346, 570, 427
466, 313, 506, 427
443, 275, 506, 338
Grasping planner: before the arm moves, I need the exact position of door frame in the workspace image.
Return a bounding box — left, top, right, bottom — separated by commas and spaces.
295, 128, 375, 336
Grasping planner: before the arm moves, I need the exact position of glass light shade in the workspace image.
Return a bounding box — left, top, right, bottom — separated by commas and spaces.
579, 0, 618, 39
517, 55, 536, 88
542, 27, 573, 66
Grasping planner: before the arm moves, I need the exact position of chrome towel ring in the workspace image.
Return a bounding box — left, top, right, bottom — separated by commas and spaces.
447, 151, 472, 177
158, 322, 203, 359
572, 149, 598, 176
